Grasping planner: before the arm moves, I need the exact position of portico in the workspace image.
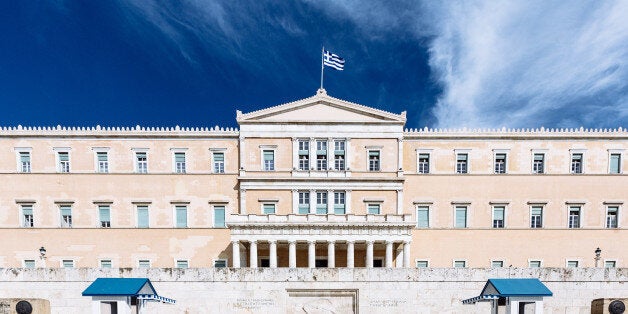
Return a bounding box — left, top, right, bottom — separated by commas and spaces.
229, 214, 414, 268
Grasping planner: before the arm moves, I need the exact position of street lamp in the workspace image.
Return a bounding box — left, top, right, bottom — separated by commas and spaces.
594, 247, 601, 267
39, 246, 46, 259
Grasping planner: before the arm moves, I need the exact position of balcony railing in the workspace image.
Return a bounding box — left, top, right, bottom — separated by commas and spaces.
228, 213, 413, 225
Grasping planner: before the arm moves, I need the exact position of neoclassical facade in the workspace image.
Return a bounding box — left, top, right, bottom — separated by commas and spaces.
0, 89, 626, 270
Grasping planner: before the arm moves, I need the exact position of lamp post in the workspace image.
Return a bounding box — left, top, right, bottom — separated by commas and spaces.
594, 247, 601, 267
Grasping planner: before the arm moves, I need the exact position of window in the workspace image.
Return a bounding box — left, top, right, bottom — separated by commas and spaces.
137, 205, 149, 228
96, 152, 109, 173
455, 206, 467, 228
19, 151, 31, 173
491, 261, 504, 268
571, 153, 583, 174
368, 150, 380, 171
298, 140, 309, 171
263, 150, 275, 171
454, 260, 466, 268
533, 153, 545, 174
138, 260, 151, 268
176, 260, 189, 268
214, 259, 227, 268
175, 205, 187, 227
60, 205, 72, 228
214, 206, 226, 228
418, 153, 430, 174
316, 191, 327, 214
24, 260, 36, 268
566, 260, 579, 268
316, 140, 327, 171
530, 206, 543, 228
568, 206, 581, 228
100, 260, 112, 268
333, 191, 346, 214
417, 206, 429, 228
62, 260, 74, 268
605, 261, 617, 268
456, 153, 468, 174
213, 152, 225, 173
57, 151, 70, 173
367, 204, 380, 215
135, 152, 148, 173
262, 203, 275, 215
99, 205, 111, 228
334, 140, 345, 170
416, 260, 429, 268
609, 153, 621, 174
494, 153, 507, 174
606, 206, 618, 228
529, 260, 542, 268
298, 191, 310, 214
492, 206, 505, 228
174, 152, 186, 173
21, 204, 34, 228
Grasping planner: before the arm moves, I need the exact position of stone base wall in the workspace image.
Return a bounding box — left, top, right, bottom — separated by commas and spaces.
0, 268, 626, 314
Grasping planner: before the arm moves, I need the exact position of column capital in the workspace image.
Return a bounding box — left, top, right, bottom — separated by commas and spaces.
402, 240, 411, 245
267, 239, 277, 244
288, 239, 297, 244
307, 240, 316, 245
346, 240, 355, 244
365, 239, 374, 245
327, 240, 335, 244
231, 239, 240, 244
250, 239, 258, 245
385, 240, 394, 245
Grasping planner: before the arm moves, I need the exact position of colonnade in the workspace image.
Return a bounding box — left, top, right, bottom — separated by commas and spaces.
231, 239, 411, 268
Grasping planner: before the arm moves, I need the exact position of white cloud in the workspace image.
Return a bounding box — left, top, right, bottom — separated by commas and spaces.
425, 0, 628, 128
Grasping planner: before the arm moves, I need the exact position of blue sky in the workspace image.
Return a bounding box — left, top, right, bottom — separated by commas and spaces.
0, 1, 626, 129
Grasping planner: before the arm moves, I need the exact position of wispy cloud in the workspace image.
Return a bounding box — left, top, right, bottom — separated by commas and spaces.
425, 1, 628, 128
307, 0, 628, 128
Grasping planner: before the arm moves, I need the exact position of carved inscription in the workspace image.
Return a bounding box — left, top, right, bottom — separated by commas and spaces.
233, 298, 275, 310
369, 299, 407, 307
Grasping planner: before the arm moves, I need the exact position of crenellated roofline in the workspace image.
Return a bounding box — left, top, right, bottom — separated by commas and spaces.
0, 125, 239, 138
404, 126, 628, 139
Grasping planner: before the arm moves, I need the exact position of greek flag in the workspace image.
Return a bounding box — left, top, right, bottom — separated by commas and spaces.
323, 50, 345, 70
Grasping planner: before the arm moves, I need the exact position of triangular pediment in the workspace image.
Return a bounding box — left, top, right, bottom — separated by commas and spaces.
237, 89, 406, 124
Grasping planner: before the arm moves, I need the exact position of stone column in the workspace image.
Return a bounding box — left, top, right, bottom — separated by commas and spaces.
395, 245, 403, 268
269, 240, 277, 268
327, 241, 335, 268
308, 240, 316, 268
232, 240, 240, 268
385, 241, 393, 268
249, 240, 258, 268
292, 138, 298, 170
309, 190, 316, 214
288, 240, 297, 268
396, 189, 403, 215
534, 301, 543, 314
346, 241, 355, 268
291, 190, 298, 214
403, 241, 411, 268
366, 240, 374, 268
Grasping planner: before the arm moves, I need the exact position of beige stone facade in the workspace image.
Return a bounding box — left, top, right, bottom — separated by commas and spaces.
0, 89, 626, 270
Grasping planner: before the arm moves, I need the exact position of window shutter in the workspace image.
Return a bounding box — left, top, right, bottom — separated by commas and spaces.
60, 205, 71, 216
417, 207, 429, 227
137, 206, 149, 227
214, 206, 225, 227
263, 151, 274, 161
457, 154, 467, 161
175, 153, 185, 162
97, 152, 107, 161
214, 153, 224, 162
493, 207, 505, 220
99, 206, 110, 221
610, 154, 620, 173
534, 154, 544, 161
455, 207, 467, 227
531, 207, 542, 215
176, 206, 187, 227
368, 151, 379, 157
58, 153, 69, 161
20, 152, 30, 162
22, 205, 33, 215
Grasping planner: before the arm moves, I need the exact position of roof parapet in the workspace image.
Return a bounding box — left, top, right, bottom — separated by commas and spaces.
0, 125, 239, 137
405, 126, 626, 135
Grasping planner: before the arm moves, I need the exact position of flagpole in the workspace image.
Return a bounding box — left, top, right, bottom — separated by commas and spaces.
320, 46, 324, 90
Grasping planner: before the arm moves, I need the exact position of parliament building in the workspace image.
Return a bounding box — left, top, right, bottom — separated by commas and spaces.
1, 89, 625, 272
